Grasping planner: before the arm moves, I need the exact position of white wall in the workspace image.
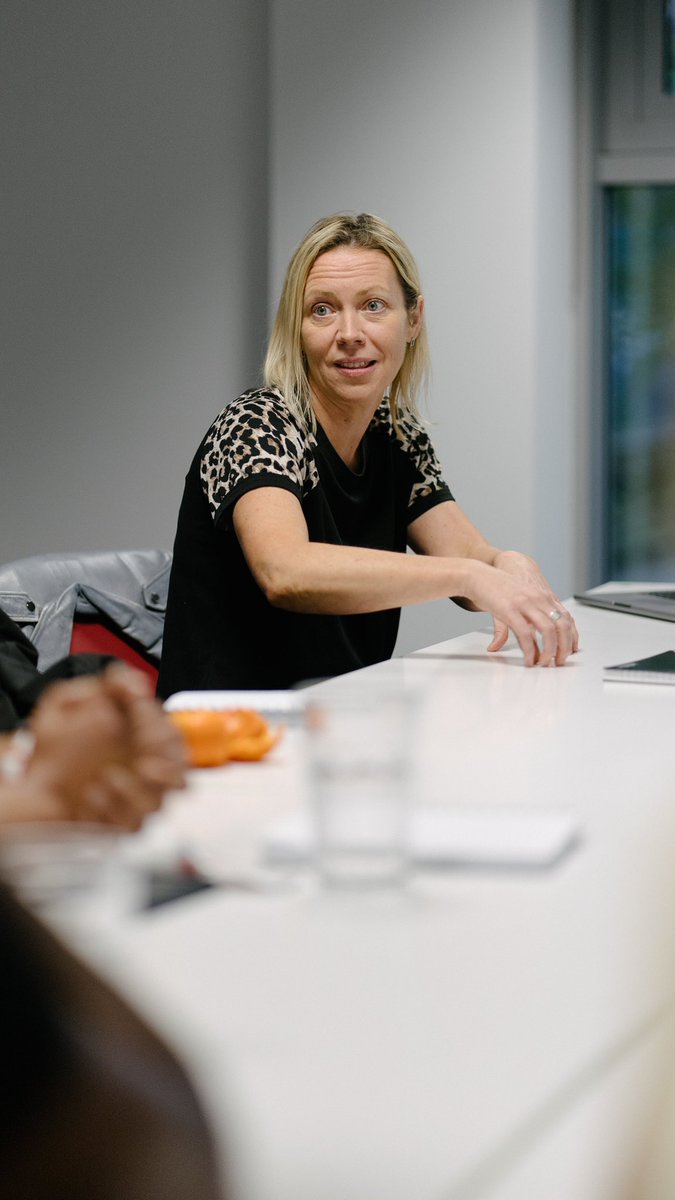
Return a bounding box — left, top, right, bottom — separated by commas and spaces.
1, 0, 269, 562
270, 0, 578, 653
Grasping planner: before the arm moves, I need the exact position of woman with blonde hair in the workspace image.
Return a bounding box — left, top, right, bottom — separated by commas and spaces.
159, 213, 577, 695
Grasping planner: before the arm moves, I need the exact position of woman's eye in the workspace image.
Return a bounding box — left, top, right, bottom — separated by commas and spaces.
312, 303, 333, 318
365, 299, 385, 313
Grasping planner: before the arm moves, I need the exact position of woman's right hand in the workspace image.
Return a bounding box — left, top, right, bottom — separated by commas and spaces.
462, 560, 577, 667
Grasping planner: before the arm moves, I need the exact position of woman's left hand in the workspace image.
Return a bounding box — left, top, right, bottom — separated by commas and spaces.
488, 550, 580, 665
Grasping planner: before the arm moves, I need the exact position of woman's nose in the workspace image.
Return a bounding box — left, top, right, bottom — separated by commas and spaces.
336, 310, 365, 343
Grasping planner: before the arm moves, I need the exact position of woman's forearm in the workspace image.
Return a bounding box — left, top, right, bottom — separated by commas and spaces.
263, 540, 483, 614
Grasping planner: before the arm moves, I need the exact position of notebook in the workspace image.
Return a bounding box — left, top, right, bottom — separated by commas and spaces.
574, 588, 675, 622
603, 649, 675, 684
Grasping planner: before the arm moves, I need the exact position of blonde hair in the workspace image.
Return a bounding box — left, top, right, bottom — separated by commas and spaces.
264, 213, 429, 430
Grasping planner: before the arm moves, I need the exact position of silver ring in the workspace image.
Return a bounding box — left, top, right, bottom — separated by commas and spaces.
549, 609, 563, 623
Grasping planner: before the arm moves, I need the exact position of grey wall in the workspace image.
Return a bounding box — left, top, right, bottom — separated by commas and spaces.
2, 0, 269, 561
269, 0, 578, 654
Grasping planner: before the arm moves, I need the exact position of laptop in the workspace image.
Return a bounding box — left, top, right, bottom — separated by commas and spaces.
573, 587, 675, 622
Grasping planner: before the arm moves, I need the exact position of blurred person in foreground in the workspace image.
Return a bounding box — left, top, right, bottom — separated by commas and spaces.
0, 877, 226, 1200
158, 212, 578, 696
0, 665, 186, 830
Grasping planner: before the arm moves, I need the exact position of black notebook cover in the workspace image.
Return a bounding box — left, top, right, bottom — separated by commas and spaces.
603, 649, 675, 683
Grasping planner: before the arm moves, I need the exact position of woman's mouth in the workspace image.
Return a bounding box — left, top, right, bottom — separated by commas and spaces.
334, 359, 376, 372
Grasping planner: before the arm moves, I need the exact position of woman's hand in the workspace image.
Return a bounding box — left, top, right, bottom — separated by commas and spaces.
466, 553, 579, 667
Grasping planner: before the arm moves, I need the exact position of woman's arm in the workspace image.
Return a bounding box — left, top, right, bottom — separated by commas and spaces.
232, 489, 577, 666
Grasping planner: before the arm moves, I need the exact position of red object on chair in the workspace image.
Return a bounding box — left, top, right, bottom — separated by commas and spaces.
69, 618, 160, 687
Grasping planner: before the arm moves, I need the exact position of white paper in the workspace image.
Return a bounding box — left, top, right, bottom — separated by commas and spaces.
265, 805, 581, 870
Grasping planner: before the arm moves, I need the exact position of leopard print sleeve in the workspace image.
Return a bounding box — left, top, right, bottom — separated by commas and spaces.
199, 389, 320, 523
373, 404, 454, 518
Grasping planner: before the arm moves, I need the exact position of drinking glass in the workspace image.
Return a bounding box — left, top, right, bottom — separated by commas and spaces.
0, 822, 142, 941
305, 685, 416, 888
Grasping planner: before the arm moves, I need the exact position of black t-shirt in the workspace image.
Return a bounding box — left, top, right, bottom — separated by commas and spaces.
157, 389, 453, 696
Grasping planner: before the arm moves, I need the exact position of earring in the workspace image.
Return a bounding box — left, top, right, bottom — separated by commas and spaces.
409, 338, 416, 349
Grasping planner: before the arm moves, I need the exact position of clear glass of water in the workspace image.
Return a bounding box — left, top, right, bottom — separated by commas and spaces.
305, 685, 416, 888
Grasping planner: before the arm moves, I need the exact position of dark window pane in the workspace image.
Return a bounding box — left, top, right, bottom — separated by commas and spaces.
664, 0, 675, 94
607, 186, 675, 579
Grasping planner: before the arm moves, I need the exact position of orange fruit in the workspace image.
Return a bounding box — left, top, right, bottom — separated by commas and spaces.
167, 710, 232, 767
221, 709, 267, 739
167, 709, 283, 767
227, 726, 283, 761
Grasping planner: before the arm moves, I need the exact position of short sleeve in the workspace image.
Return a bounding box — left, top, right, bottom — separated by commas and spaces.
199, 389, 320, 525
393, 410, 454, 521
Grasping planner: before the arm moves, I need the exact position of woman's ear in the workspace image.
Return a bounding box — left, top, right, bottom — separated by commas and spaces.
409, 295, 424, 340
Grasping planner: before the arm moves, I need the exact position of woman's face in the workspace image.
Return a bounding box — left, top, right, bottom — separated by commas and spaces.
301, 246, 422, 418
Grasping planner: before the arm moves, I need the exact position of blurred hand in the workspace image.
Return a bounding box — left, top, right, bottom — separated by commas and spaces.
92, 665, 187, 828
10, 666, 187, 830
27, 675, 128, 803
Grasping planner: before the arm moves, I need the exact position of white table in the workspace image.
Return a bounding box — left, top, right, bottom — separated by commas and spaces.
80, 597, 675, 1200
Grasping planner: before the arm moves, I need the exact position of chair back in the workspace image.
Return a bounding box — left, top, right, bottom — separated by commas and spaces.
0, 550, 172, 683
